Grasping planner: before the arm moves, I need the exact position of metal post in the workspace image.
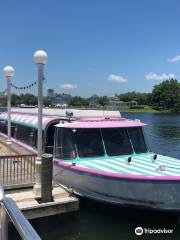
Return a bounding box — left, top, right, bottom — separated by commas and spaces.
3, 66, 14, 154
41, 154, 53, 202
7, 76, 11, 143
37, 63, 43, 159
33, 50, 48, 197
33, 64, 44, 197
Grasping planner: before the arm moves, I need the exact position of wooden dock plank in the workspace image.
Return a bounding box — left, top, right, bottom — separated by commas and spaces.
5, 185, 79, 219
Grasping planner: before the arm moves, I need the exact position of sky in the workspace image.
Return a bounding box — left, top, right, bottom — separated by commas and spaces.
0, 0, 180, 97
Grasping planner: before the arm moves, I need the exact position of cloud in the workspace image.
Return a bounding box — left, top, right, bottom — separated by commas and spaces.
145, 72, 175, 81
60, 83, 78, 89
108, 74, 128, 83
168, 55, 180, 62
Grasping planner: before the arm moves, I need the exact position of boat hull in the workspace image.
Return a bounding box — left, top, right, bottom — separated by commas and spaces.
53, 162, 180, 212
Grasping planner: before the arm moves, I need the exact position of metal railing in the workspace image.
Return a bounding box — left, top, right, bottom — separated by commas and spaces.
0, 185, 41, 240
0, 155, 36, 189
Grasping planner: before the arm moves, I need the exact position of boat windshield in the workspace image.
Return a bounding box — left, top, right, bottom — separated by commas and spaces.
128, 127, 148, 154
75, 128, 104, 158
55, 126, 148, 160
55, 128, 76, 160
101, 128, 133, 156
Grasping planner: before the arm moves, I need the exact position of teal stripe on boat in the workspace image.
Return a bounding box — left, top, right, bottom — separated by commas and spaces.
108, 158, 161, 176
158, 155, 180, 165
133, 156, 180, 176
94, 159, 143, 175
78, 161, 118, 173
80, 159, 142, 175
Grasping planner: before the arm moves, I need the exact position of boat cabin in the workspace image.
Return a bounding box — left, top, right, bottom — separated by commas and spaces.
54, 118, 148, 160
0, 111, 62, 153
0, 110, 148, 158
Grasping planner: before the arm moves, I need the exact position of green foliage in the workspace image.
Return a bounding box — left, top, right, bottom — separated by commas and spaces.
70, 96, 88, 106
0, 79, 180, 113
43, 97, 52, 106
118, 92, 152, 105
151, 79, 180, 112
0, 94, 37, 106
0, 95, 6, 106
98, 96, 109, 106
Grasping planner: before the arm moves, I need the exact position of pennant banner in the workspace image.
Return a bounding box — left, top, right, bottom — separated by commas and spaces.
11, 77, 46, 91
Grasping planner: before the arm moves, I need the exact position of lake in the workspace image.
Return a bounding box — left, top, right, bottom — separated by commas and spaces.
7, 112, 180, 239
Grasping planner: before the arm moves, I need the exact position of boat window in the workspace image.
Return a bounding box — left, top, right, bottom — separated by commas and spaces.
16, 125, 37, 148
75, 128, 104, 158
56, 128, 76, 160
128, 127, 148, 153
0, 120, 7, 134
101, 128, 133, 156
11, 123, 16, 138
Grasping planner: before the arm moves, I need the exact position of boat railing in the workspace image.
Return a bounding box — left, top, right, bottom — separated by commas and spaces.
0, 154, 36, 189
0, 184, 41, 240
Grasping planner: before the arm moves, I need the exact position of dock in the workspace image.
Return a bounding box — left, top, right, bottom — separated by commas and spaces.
0, 134, 79, 220
5, 184, 79, 219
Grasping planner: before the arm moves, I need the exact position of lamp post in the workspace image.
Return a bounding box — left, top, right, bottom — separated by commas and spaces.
33, 50, 48, 196
3, 66, 14, 146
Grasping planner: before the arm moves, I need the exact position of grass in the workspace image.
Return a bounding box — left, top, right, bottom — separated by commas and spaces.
120, 106, 160, 113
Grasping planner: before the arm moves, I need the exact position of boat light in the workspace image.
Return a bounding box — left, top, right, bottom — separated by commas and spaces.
135, 119, 141, 122
126, 157, 132, 164
151, 154, 157, 161
156, 165, 166, 172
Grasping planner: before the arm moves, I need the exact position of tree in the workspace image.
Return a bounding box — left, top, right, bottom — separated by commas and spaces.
151, 79, 180, 112
43, 96, 52, 106
20, 94, 37, 105
70, 96, 87, 107
118, 92, 152, 105
98, 96, 109, 107
11, 94, 21, 106
0, 95, 6, 106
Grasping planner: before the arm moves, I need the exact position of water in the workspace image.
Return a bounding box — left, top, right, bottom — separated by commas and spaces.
7, 112, 180, 239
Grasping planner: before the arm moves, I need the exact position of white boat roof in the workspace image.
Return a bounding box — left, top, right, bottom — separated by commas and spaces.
0, 112, 60, 129
11, 107, 121, 118
0, 108, 121, 129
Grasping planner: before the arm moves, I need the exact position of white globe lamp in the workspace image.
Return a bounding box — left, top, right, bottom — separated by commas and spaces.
3, 66, 15, 77
33, 50, 48, 64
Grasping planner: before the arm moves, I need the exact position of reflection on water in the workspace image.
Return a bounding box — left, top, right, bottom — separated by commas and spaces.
123, 113, 180, 159
10, 200, 180, 240
8, 113, 180, 240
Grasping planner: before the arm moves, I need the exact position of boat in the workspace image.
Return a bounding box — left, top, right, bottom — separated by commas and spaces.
1, 108, 180, 212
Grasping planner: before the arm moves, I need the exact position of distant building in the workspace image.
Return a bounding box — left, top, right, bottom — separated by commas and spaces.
106, 97, 138, 110
87, 94, 100, 107
53, 93, 72, 105
47, 88, 55, 98
127, 100, 138, 108
47, 89, 72, 106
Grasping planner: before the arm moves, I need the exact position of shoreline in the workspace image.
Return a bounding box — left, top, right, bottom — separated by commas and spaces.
1, 106, 179, 114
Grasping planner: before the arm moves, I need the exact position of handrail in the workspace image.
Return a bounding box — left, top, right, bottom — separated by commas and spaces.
0, 185, 41, 240
0, 154, 36, 188
0, 154, 37, 159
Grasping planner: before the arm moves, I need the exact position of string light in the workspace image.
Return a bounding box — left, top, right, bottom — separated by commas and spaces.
0, 75, 46, 94
11, 80, 37, 90
11, 75, 46, 91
